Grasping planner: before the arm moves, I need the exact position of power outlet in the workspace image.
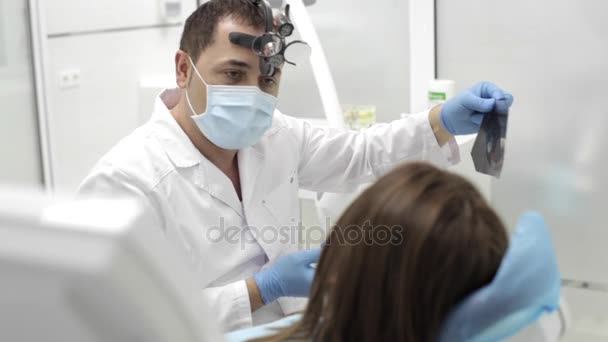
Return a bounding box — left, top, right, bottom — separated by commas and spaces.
57, 69, 81, 89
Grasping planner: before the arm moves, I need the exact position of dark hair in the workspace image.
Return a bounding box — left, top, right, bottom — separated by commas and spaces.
255, 162, 509, 342
179, 0, 266, 62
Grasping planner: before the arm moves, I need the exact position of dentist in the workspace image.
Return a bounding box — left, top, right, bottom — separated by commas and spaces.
79, 0, 513, 332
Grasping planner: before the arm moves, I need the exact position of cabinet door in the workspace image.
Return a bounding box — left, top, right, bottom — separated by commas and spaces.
0, 0, 43, 186
45, 0, 197, 36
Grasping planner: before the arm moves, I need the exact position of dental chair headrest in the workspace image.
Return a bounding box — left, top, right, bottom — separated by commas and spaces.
439, 212, 561, 342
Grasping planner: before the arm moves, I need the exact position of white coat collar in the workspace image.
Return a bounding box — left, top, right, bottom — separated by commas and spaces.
150, 89, 242, 215
151, 88, 202, 168
149, 88, 288, 214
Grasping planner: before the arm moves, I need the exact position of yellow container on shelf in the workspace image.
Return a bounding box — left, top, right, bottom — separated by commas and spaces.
342, 105, 377, 131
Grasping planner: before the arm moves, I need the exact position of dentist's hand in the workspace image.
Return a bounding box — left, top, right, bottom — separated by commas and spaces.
440, 81, 514, 135
253, 248, 321, 304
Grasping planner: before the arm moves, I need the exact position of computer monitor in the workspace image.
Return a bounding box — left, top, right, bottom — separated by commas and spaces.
0, 188, 222, 342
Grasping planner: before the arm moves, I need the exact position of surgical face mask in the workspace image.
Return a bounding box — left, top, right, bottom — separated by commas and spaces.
185, 55, 278, 150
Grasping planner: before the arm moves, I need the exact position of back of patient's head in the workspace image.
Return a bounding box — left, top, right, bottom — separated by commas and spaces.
263, 162, 509, 342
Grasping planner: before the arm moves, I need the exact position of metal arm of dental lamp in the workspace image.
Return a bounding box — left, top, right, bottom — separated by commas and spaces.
288, 0, 349, 235
288, 0, 346, 129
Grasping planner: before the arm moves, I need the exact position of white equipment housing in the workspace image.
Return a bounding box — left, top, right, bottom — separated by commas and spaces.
0, 189, 222, 342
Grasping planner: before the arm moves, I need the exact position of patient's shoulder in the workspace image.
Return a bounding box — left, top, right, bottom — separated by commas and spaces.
224, 314, 304, 342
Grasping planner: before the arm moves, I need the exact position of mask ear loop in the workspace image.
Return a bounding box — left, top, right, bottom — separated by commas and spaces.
187, 55, 209, 86
185, 55, 209, 116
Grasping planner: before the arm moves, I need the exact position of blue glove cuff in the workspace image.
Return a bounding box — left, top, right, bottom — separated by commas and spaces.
438, 212, 561, 342
253, 268, 283, 305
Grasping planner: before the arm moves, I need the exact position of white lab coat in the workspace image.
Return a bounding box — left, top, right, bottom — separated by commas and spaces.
78, 88, 460, 332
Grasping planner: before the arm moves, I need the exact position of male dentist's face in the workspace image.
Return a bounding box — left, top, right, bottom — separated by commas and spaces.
177, 17, 282, 115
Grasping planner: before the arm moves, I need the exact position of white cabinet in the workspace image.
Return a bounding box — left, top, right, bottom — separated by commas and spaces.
43, 1, 198, 191
46, 26, 183, 191
44, 0, 197, 35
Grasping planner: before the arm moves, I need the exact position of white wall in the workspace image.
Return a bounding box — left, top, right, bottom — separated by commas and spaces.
0, 0, 43, 186
43, 0, 196, 191
437, 0, 608, 339
278, 0, 411, 123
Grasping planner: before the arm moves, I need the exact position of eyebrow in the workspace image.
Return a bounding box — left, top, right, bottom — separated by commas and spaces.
218, 59, 252, 69
217, 58, 283, 78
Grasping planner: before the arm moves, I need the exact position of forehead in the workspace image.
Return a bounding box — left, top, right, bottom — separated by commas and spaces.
202, 16, 266, 62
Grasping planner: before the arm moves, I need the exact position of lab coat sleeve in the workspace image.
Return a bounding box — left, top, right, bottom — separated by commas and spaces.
290, 110, 460, 193
202, 281, 254, 332
77, 162, 164, 228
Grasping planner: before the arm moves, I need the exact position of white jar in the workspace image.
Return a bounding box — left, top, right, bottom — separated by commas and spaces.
428, 80, 456, 108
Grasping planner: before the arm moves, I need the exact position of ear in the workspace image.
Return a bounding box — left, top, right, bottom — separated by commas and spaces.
175, 50, 190, 89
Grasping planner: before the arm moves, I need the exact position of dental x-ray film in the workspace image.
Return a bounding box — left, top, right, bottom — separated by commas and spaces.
471, 110, 508, 178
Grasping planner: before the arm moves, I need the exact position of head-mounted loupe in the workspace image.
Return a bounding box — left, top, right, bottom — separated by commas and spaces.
275, 4, 294, 37
229, 0, 309, 77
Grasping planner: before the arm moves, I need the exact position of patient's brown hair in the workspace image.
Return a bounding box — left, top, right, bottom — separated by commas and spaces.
256, 162, 508, 342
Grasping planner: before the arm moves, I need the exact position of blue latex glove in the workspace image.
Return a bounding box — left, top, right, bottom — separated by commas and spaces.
438, 212, 561, 342
253, 248, 321, 304
440, 81, 514, 135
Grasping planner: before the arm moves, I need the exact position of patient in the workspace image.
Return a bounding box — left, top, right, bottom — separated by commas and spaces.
226, 162, 560, 342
